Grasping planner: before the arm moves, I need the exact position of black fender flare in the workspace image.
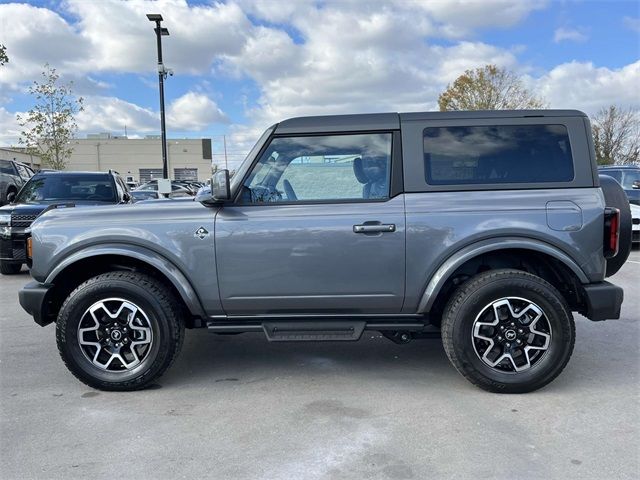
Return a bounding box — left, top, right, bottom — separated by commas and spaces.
44, 244, 207, 318
417, 237, 589, 314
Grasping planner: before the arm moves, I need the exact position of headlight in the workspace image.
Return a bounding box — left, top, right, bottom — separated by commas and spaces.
0, 212, 10, 226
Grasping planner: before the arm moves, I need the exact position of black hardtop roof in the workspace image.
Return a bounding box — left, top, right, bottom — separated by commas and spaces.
275, 109, 588, 134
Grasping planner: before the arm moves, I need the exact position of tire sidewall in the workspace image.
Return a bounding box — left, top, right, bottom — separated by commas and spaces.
449, 276, 574, 392
58, 278, 175, 387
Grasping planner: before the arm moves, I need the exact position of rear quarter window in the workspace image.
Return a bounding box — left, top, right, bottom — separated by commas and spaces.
423, 124, 574, 185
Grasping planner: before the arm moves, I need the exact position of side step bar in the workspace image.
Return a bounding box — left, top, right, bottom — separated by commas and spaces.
206, 320, 438, 342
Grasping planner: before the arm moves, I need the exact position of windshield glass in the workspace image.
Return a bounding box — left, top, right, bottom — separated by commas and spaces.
16, 174, 116, 203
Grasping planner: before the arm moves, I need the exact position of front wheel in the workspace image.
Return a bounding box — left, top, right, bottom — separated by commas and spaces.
441, 269, 575, 393
56, 271, 184, 391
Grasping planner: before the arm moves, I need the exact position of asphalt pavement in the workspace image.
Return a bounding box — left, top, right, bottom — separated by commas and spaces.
1, 252, 638, 479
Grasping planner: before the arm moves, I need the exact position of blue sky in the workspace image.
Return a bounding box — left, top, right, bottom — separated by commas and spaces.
1, 0, 638, 167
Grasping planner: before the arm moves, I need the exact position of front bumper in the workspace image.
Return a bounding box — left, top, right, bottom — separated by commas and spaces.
0, 228, 29, 263
582, 281, 624, 321
18, 281, 54, 326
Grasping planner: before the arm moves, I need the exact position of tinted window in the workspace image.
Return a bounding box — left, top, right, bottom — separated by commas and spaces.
16, 174, 116, 203
423, 125, 574, 185
0, 160, 15, 175
622, 170, 640, 189
243, 133, 392, 203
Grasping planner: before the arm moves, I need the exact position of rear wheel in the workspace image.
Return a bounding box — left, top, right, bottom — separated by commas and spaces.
56, 271, 184, 391
0, 261, 22, 275
441, 269, 575, 393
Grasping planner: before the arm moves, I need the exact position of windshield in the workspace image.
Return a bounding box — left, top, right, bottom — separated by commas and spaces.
16, 174, 116, 203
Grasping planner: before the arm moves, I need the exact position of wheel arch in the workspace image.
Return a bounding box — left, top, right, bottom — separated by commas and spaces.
418, 238, 590, 318
44, 245, 206, 326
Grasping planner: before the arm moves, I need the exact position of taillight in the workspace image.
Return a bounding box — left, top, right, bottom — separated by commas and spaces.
603, 207, 620, 258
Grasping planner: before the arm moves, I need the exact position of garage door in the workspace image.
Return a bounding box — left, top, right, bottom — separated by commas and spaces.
139, 168, 163, 183
174, 168, 198, 181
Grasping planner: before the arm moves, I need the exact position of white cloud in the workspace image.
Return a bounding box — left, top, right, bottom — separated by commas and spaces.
623, 16, 640, 33
553, 27, 588, 43
0, 107, 22, 146
168, 92, 229, 130
535, 61, 640, 114
76, 96, 159, 135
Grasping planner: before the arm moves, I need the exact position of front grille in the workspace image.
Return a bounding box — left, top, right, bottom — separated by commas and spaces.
10, 214, 38, 228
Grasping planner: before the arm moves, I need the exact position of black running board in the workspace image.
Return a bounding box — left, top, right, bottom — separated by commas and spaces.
206, 319, 434, 342
263, 321, 365, 342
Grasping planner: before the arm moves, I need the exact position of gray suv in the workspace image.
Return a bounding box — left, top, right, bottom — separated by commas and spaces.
18, 110, 632, 393
0, 159, 34, 206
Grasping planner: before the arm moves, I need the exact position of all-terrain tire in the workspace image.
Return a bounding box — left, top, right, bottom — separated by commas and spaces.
441, 269, 575, 393
56, 271, 184, 391
0, 261, 22, 275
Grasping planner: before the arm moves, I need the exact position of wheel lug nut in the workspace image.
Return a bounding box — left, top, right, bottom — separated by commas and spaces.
500, 326, 505, 330
498, 336, 503, 341
506, 343, 511, 348
516, 339, 522, 345
510, 322, 515, 327
518, 329, 523, 334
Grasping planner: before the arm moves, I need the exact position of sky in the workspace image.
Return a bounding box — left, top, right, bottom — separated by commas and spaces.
0, 0, 639, 169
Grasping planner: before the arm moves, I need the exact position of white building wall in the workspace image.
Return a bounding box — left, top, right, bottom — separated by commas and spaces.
0, 148, 42, 169
67, 138, 213, 182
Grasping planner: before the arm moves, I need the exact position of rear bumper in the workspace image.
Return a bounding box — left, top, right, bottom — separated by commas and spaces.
582, 281, 624, 321
18, 281, 54, 327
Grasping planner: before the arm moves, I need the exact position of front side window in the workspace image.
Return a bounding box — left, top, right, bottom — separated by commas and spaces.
423, 124, 574, 185
241, 133, 392, 203
0, 160, 15, 175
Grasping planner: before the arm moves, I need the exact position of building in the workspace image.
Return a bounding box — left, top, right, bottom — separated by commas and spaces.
0, 147, 42, 170
67, 134, 213, 182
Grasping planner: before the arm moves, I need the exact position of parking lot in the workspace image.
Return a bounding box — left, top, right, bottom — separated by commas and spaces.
0, 252, 638, 480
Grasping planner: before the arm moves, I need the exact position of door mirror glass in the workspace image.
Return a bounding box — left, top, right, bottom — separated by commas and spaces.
212, 169, 230, 201
7, 191, 16, 203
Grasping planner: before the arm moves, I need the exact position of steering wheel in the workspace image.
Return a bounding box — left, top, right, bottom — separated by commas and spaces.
283, 179, 297, 201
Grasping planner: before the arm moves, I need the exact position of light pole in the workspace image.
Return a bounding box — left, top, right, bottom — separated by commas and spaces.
146, 13, 170, 179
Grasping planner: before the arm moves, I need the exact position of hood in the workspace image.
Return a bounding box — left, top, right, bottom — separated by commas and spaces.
32, 198, 216, 229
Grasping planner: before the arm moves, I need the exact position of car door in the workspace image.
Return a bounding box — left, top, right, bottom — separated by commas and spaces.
215, 131, 405, 315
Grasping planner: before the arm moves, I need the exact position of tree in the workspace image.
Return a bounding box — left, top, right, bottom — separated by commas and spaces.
591, 105, 639, 165
0, 44, 7, 66
17, 64, 84, 170
438, 64, 546, 111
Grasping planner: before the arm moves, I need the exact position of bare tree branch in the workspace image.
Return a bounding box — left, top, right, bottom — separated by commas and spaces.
592, 106, 639, 165
17, 64, 84, 170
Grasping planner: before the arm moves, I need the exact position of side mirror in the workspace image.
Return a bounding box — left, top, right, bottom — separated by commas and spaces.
7, 191, 16, 203
632, 181, 640, 190
211, 169, 230, 201
122, 192, 131, 203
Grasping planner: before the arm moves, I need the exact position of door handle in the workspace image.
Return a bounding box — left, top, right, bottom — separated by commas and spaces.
353, 223, 396, 233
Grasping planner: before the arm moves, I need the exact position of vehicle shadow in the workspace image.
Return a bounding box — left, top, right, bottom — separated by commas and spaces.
162, 330, 460, 389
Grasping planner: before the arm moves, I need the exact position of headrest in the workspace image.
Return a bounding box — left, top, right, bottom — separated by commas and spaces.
353, 157, 368, 184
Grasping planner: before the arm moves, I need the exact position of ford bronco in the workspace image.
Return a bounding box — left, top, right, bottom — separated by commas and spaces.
18, 110, 632, 393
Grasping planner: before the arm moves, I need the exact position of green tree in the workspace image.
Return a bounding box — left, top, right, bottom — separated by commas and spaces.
591, 105, 639, 165
17, 64, 84, 170
438, 64, 546, 111
0, 44, 8, 66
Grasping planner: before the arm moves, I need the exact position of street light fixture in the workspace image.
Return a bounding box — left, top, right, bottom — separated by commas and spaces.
147, 13, 170, 179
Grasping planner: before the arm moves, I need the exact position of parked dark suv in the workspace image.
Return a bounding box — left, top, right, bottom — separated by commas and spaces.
598, 165, 640, 205
0, 159, 35, 206
0, 170, 131, 274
